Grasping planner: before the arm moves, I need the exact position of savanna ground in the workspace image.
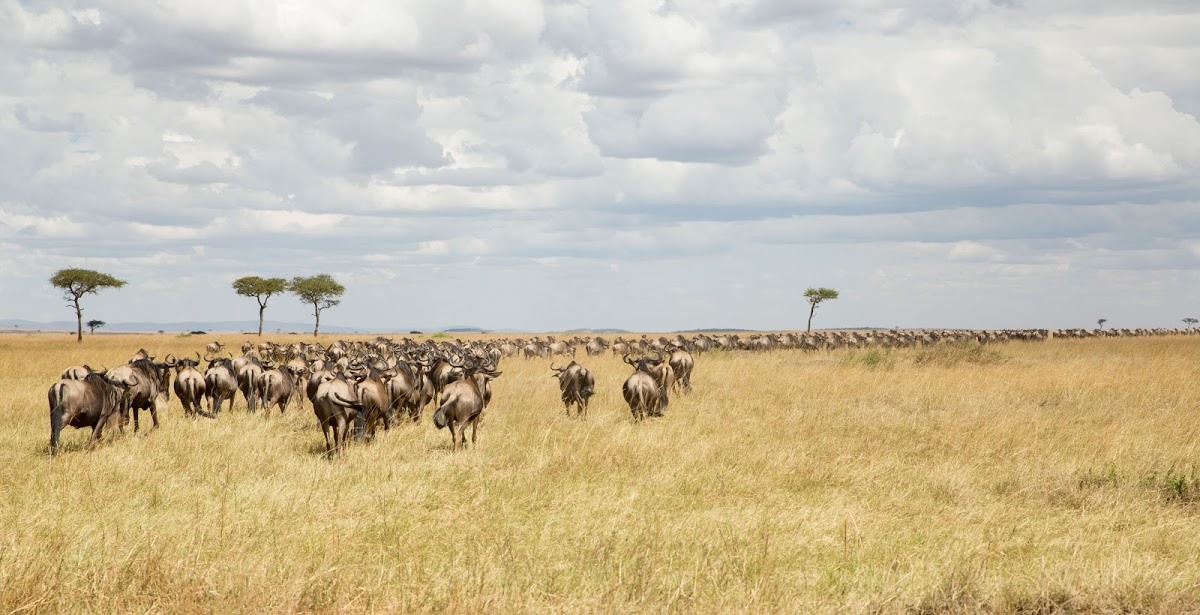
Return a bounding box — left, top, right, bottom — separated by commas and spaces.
2, 333, 1200, 613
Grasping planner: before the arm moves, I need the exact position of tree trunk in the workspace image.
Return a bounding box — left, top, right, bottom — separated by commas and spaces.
258, 302, 266, 337
313, 306, 320, 337
74, 296, 83, 343
806, 302, 817, 333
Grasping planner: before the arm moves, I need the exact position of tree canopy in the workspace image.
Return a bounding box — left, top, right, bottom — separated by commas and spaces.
290, 274, 345, 337
232, 276, 288, 336
86, 319, 105, 334
803, 287, 840, 332
50, 268, 126, 342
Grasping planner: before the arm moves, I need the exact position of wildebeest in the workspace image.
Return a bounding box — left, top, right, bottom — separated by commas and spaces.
172, 353, 212, 417
384, 359, 425, 422
234, 354, 265, 412
311, 372, 364, 456
48, 372, 135, 454
432, 356, 501, 451
204, 356, 238, 415
585, 337, 607, 356
61, 364, 98, 380
105, 356, 171, 433
550, 361, 595, 418
622, 354, 667, 421
205, 341, 225, 355
257, 363, 296, 416
668, 347, 694, 394
348, 361, 392, 438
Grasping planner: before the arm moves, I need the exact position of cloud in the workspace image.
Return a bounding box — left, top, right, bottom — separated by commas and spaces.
0, 0, 1198, 330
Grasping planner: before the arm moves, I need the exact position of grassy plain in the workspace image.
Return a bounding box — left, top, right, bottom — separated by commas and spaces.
2, 333, 1200, 613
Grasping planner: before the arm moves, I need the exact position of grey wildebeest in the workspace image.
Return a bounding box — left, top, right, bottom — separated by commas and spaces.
48, 372, 135, 454
550, 361, 595, 418
432, 356, 501, 451
622, 354, 667, 421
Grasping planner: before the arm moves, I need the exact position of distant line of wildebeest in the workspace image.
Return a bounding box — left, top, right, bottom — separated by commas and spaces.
46, 327, 1194, 456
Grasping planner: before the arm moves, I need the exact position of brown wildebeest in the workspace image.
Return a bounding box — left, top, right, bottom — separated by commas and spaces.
204, 356, 238, 415
550, 361, 595, 418
258, 363, 296, 416
312, 372, 364, 456
668, 347, 694, 394
432, 356, 501, 451
172, 353, 213, 417
105, 357, 171, 434
49, 372, 136, 454
622, 354, 666, 421
348, 361, 392, 439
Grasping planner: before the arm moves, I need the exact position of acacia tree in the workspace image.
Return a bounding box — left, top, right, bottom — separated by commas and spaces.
50, 268, 127, 343
1097, 318, 1107, 330
803, 287, 840, 333
86, 319, 105, 334
232, 276, 289, 336
290, 274, 345, 337
1183, 318, 1198, 330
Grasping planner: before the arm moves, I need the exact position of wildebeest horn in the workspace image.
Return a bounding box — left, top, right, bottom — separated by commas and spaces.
550, 362, 565, 372
622, 353, 635, 366
164, 353, 177, 367
193, 351, 201, 363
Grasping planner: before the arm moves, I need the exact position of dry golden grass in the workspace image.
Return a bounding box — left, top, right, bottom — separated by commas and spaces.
2, 333, 1200, 613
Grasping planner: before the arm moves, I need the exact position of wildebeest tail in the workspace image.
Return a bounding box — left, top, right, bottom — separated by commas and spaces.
432, 404, 448, 429
331, 392, 364, 411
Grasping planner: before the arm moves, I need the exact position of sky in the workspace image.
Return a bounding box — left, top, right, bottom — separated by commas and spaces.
1, 0, 1199, 332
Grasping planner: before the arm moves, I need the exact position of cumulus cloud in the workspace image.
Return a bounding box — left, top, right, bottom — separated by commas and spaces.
0, 0, 1197, 330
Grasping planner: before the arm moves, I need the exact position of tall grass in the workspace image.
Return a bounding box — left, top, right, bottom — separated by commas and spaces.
1, 334, 1200, 612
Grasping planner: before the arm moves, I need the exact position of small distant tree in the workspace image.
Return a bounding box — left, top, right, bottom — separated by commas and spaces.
804, 287, 840, 332
1183, 318, 1198, 330
86, 319, 105, 334
1097, 318, 1107, 330
50, 268, 127, 343
289, 274, 345, 337
232, 276, 289, 336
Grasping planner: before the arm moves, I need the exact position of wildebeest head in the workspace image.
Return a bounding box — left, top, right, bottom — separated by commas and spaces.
622, 352, 663, 374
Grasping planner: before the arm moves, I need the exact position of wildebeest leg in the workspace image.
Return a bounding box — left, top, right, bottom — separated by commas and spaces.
320, 417, 334, 456
449, 422, 460, 452
131, 405, 140, 434
334, 415, 348, 455
148, 402, 160, 430
469, 417, 479, 448
90, 404, 118, 448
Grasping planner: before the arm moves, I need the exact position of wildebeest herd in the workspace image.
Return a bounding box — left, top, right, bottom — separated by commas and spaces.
46, 327, 1193, 455
46, 335, 696, 456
